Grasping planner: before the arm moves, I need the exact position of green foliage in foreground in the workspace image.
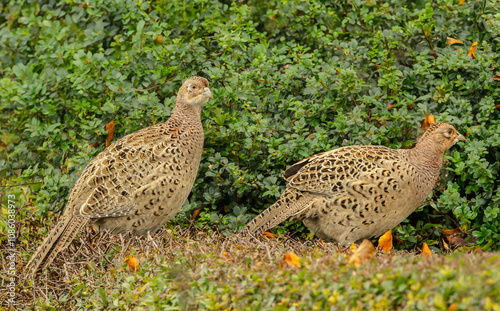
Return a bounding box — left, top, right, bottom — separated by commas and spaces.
1, 0, 499, 249
29, 231, 500, 311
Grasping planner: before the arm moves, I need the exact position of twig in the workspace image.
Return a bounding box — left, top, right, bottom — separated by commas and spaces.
135, 73, 177, 93
421, 26, 438, 60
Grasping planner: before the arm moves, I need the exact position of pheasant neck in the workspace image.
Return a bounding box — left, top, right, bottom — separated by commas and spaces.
406, 140, 444, 198
171, 102, 202, 124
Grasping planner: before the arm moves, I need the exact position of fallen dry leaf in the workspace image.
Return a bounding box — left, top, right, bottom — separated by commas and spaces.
421, 113, 436, 130
459, 0, 465, 5
349, 243, 357, 253
222, 251, 232, 259
443, 238, 450, 251
378, 230, 393, 252
446, 235, 467, 247
125, 255, 139, 272
157, 35, 163, 42
283, 251, 301, 268
467, 41, 479, 59
422, 242, 432, 257
440, 228, 462, 235
349, 240, 375, 267
263, 232, 275, 238
494, 75, 500, 81
446, 37, 463, 45
105, 120, 115, 147
448, 303, 458, 311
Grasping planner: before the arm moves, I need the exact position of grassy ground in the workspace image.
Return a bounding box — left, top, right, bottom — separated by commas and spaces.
1, 208, 500, 311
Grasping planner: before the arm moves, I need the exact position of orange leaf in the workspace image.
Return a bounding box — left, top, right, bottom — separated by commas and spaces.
263, 232, 275, 238
88, 142, 100, 149
192, 207, 202, 220
377, 230, 393, 252
125, 256, 139, 272
421, 113, 435, 130
421, 242, 432, 257
494, 75, 500, 81
446, 37, 463, 45
387, 103, 394, 109
442, 238, 450, 250
440, 228, 461, 236
448, 303, 458, 311
349, 243, 357, 253
467, 42, 479, 59
349, 240, 375, 267
459, 0, 465, 5
157, 35, 163, 42
283, 252, 301, 268
427, 113, 436, 125
222, 251, 232, 259
105, 120, 115, 147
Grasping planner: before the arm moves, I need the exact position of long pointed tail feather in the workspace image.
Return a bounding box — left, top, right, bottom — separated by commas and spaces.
23, 216, 88, 284
241, 189, 315, 236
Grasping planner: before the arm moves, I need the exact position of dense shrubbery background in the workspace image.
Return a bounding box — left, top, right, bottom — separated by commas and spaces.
1, 0, 499, 250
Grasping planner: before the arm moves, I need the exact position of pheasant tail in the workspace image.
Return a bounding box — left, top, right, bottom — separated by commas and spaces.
23, 216, 88, 284
242, 189, 315, 236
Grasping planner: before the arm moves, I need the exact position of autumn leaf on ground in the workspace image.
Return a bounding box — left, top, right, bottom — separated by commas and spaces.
422, 242, 432, 257
125, 255, 139, 272
283, 252, 301, 268
378, 230, 393, 252
106, 120, 115, 147
421, 113, 436, 130
221, 251, 233, 259
467, 42, 479, 59
494, 75, 500, 81
448, 303, 458, 311
349, 240, 375, 267
349, 243, 357, 253
446, 37, 463, 45
263, 232, 275, 238
446, 235, 467, 248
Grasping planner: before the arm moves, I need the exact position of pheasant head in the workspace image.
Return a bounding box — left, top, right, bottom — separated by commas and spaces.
177, 76, 213, 110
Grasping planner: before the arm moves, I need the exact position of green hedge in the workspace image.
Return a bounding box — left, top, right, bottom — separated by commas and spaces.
1, 0, 499, 250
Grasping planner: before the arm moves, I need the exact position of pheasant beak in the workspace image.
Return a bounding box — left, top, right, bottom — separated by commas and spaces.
203, 87, 213, 100
455, 132, 466, 143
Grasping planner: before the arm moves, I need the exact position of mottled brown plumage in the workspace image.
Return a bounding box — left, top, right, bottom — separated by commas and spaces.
23, 76, 213, 283
242, 123, 465, 245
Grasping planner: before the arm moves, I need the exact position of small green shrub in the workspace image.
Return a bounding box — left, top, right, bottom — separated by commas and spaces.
1, 0, 499, 250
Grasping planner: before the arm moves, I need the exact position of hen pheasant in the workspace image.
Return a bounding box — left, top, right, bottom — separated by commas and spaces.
23, 76, 213, 283
242, 123, 465, 245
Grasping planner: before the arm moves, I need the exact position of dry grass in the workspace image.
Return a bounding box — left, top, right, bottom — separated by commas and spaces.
2, 209, 500, 310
